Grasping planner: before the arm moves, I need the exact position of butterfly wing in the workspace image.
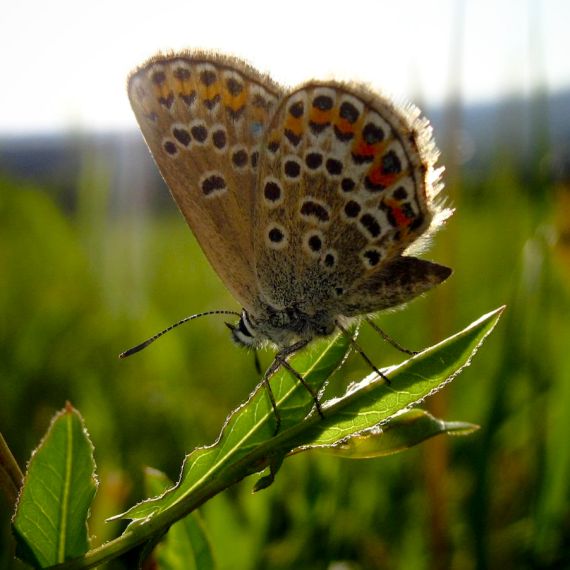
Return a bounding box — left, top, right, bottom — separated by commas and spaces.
253, 82, 449, 313
128, 51, 284, 309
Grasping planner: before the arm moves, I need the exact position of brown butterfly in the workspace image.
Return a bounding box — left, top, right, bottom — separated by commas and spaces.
125, 50, 452, 428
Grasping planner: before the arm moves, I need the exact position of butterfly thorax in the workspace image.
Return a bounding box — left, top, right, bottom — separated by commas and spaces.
229, 306, 337, 349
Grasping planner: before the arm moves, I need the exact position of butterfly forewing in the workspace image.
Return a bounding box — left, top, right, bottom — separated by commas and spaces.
128, 52, 284, 309
253, 82, 440, 310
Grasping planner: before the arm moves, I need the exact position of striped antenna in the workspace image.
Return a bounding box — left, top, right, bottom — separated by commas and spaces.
119, 310, 241, 358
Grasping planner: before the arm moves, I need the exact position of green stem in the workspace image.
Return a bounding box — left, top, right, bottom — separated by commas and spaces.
0, 432, 24, 509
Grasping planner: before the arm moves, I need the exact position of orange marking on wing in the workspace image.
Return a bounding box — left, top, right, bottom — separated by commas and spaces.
267, 132, 280, 146
309, 108, 332, 125
385, 198, 412, 228
354, 139, 378, 157
223, 89, 247, 110
174, 75, 193, 97
152, 82, 172, 101
367, 165, 400, 188
284, 114, 303, 136
335, 117, 356, 135
198, 79, 221, 102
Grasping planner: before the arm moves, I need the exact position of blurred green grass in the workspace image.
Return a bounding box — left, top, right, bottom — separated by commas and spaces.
1, 132, 569, 569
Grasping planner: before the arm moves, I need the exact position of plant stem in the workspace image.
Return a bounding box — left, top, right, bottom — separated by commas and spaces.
0, 432, 24, 509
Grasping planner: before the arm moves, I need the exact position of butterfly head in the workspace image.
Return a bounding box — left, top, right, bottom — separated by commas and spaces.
225, 306, 340, 351
226, 310, 261, 348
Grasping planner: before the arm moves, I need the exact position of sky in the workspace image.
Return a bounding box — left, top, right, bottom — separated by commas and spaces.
0, 0, 568, 134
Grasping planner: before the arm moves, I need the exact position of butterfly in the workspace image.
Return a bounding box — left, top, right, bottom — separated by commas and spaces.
126, 50, 452, 427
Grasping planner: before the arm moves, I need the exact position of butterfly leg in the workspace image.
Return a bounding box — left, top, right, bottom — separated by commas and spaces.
336, 322, 392, 385
365, 318, 419, 356
262, 340, 324, 434
253, 349, 263, 376
274, 343, 324, 420
261, 357, 283, 434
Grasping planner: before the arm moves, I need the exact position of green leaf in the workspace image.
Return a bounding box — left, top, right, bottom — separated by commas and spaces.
310, 408, 479, 459
12, 403, 97, 568
116, 307, 501, 525
290, 306, 504, 450
115, 330, 350, 522
52, 309, 501, 570
143, 468, 215, 570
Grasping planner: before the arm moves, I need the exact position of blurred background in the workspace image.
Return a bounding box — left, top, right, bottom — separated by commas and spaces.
1, 0, 569, 568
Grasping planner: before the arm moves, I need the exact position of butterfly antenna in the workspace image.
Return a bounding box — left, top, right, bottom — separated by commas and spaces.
119, 310, 241, 359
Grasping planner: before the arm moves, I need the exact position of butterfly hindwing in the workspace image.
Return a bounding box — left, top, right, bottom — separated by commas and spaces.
128, 51, 284, 309
253, 81, 443, 312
